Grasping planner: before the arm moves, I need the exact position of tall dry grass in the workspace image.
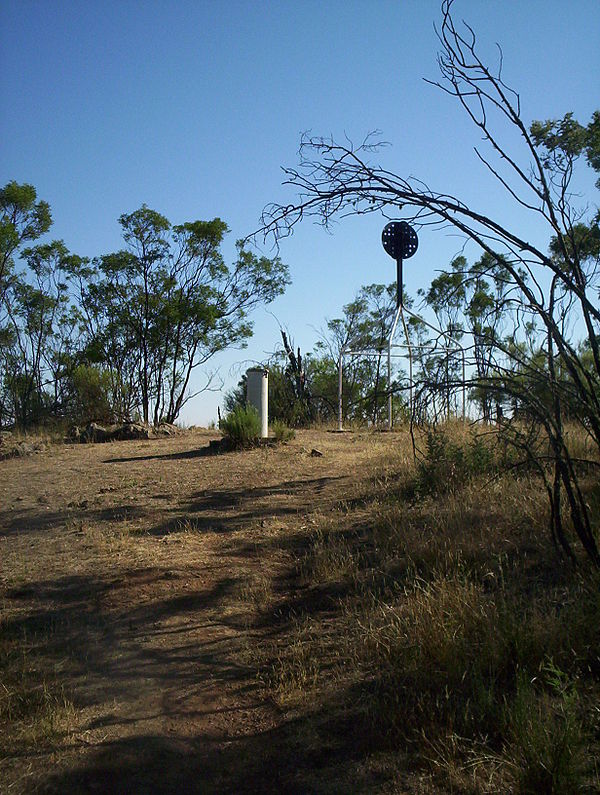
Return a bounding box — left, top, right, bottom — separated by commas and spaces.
264, 423, 600, 792
0, 622, 76, 752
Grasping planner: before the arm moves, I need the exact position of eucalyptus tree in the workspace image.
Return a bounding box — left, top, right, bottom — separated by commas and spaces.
313, 283, 405, 425
463, 253, 509, 421
419, 256, 466, 418
223, 284, 404, 426
82, 206, 289, 425
416, 252, 510, 421
0, 181, 51, 306
0, 182, 53, 425
290, 283, 405, 425
3, 241, 83, 426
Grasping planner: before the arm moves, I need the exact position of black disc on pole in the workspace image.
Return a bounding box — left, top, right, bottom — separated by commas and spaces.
381, 221, 418, 260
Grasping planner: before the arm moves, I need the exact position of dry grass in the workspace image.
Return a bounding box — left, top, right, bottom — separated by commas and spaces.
1, 424, 599, 793
0, 637, 76, 750
259, 423, 600, 792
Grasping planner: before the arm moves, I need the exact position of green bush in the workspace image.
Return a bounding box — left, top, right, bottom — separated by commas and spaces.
219, 405, 261, 449
69, 364, 113, 424
271, 420, 295, 443
416, 427, 496, 495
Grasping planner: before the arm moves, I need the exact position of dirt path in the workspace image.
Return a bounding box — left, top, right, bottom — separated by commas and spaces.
1, 429, 397, 793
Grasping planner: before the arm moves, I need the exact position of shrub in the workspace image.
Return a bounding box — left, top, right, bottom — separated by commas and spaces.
69, 364, 113, 424
415, 426, 496, 495
271, 420, 295, 443
504, 664, 589, 794
219, 404, 261, 448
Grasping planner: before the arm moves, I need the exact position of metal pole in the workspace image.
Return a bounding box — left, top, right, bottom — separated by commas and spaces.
338, 350, 344, 432
446, 354, 451, 421
387, 304, 402, 429
389, 256, 404, 429
397, 257, 403, 309
410, 354, 414, 419
387, 344, 392, 429
399, 306, 413, 421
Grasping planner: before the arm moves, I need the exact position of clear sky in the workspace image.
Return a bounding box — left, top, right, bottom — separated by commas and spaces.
1, 0, 598, 424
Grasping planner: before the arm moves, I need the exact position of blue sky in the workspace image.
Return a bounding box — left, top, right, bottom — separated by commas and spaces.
1, 0, 599, 424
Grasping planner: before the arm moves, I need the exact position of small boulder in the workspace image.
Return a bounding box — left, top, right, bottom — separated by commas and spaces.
156, 422, 180, 436
67, 425, 81, 442
83, 422, 110, 443
113, 423, 150, 441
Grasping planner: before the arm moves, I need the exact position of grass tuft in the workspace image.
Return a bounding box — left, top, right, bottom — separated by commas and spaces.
270, 420, 295, 443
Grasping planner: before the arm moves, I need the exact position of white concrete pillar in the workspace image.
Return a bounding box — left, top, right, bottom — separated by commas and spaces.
246, 367, 269, 438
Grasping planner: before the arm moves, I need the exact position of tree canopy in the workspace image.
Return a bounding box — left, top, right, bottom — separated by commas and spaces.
0, 196, 288, 428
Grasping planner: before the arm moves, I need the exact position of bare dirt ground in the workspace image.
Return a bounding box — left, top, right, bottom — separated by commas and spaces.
1, 429, 405, 794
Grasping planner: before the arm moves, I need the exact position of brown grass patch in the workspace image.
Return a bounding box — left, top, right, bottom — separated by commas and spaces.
1, 425, 599, 793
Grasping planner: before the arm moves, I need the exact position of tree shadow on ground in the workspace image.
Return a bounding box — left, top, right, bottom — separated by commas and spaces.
1, 569, 250, 720
103, 444, 220, 463
1, 503, 151, 538
137, 475, 347, 539
39, 696, 398, 795
2, 437, 411, 793
3, 561, 405, 794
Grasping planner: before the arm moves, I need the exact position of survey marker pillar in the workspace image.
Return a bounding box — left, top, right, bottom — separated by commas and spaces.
246, 367, 269, 438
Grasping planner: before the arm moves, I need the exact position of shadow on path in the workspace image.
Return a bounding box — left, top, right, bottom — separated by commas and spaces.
39, 701, 388, 795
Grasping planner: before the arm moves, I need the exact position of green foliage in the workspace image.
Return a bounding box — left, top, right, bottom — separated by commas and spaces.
219, 405, 262, 449
223, 374, 247, 415
415, 427, 496, 495
224, 282, 411, 430
531, 110, 600, 187
505, 664, 588, 794
224, 367, 310, 427
0, 190, 289, 429
318, 283, 401, 425
68, 365, 114, 424
270, 419, 295, 442
0, 181, 52, 297
261, 13, 600, 557
266, 283, 409, 427
268, 363, 314, 427
5, 373, 52, 427
83, 206, 288, 425
420, 255, 466, 341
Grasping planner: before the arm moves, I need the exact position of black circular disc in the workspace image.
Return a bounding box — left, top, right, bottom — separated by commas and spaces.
381, 221, 419, 260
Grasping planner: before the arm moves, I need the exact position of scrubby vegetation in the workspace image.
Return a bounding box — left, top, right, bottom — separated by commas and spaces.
257, 423, 600, 793
219, 404, 262, 448
1, 424, 598, 792
270, 419, 295, 443
219, 406, 295, 448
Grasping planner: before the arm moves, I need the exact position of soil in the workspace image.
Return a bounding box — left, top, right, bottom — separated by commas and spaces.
1, 429, 408, 794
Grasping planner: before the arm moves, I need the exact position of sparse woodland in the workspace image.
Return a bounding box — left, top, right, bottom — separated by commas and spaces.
0, 197, 288, 429
2, 1, 599, 792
